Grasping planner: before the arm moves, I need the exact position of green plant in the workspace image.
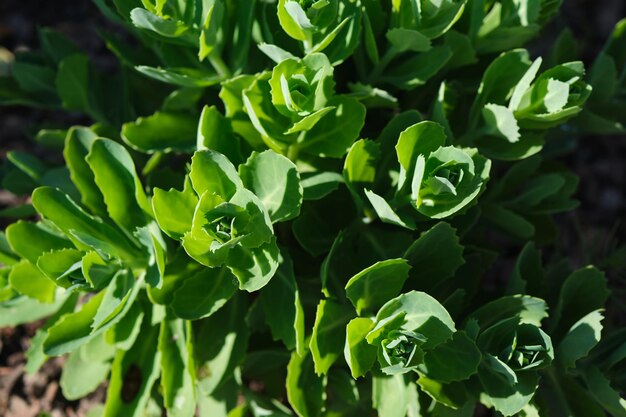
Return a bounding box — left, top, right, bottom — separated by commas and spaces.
0, 1, 625, 417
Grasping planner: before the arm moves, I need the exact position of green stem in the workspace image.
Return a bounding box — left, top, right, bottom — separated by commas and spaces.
209, 53, 232, 78
303, 33, 314, 55
542, 368, 574, 416
368, 47, 397, 83
287, 144, 300, 161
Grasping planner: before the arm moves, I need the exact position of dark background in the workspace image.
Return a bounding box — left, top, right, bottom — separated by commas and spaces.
0, 1, 625, 416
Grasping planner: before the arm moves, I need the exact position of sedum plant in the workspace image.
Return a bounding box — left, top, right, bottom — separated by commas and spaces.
0, 1, 625, 417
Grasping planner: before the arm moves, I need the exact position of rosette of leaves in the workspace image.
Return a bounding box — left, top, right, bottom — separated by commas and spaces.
466, 296, 554, 416
153, 149, 303, 291
363, 121, 490, 226
466, 0, 563, 54
222, 52, 365, 158
359, 0, 467, 89
390, 0, 466, 38
362, 292, 480, 379
108, 0, 258, 84
576, 18, 626, 134
276, 0, 362, 63
465, 49, 591, 160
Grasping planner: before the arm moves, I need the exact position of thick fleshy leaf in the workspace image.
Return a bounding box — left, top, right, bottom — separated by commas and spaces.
557, 310, 604, 369
170, 267, 237, 320
403, 222, 464, 292
344, 317, 377, 378
9, 261, 56, 303
60, 346, 111, 400
367, 291, 456, 350
190, 150, 243, 199
344, 139, 381, 185
310, 299, 355, 375
260, 251, 306, 354
194, 295, 249, 395
551, 266, 609, 341
239, 150, 303, 223
159, 319, 196, 417
103, 319, 161, 417
6, 220, 72, 264
420, 331, 481, 382
345, 259, 411, 315
298, 96, 366, 158
372, 374, 419, 417
286, 349, 325, 417
85, 138, 150, 231
121, 111, 198, 153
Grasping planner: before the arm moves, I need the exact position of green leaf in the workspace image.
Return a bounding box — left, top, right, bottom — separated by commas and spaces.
277, 0, 313, 41
199, 0, 225, 61
310, 299, 355, 375
478, 363, 539, 417
44, 291, 105, 355
344, 317, 377, 378
135, 66, 222, 87
420, 331, 481, 382
63, 127, 107, 216
372, 374, 419, 417
364, 189, 415, 229
190, 150, 243, 199
584, 367, 626, 417
194, 295, 249, 395
159, 319, 196, 417
344, 139, 380, 185
482, 103, 521, 143
368, 291, 456, 350
122, 111, 198, 153
395, 121, 446, 172
0, 292, 68, 327
31, 187, 143, 263
417, 377, 469, 410
300, 172, 344, 200
345, 258, 411, 315
239, 150, 303, 223
130, 8, 193, 40
152, 179, 198, 240
92, 269, 135, 330
39, 28, 82, 63
104, 319, 161, 417
551, 266, 609, 341
403, 222, 465, 292
260, 250, 306, 354
60, 347, 111, 400
557, 310, 604, 369
469, 296, 548, 330
286, 349, 325, 417
7, 150, 46, 180
56, 54, 93, 113
44, 276, 140, 355
12, 61, 56, 94
386, 28, 431, 53
86, 138, 150, 231
299, 96, 366, 158
227, 238, 280, 292
6, 220, 72, 264
170, 267, 237, 320
197, 105, 242, 165
9, 261, 56, 303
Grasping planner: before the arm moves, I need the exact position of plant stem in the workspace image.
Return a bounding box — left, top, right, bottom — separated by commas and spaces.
209, 53, 232, 78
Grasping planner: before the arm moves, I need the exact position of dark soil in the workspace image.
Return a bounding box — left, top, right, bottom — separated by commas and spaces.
0, 0, 625, 416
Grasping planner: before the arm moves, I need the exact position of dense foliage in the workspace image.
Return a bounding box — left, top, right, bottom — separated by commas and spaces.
1, 1, 625, 416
